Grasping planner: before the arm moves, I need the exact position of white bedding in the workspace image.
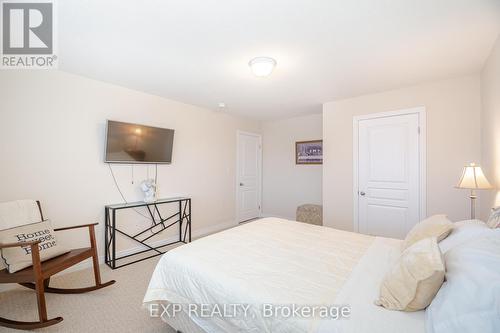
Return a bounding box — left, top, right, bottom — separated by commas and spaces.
143, 218, 425, 333
317, 237, 425, 333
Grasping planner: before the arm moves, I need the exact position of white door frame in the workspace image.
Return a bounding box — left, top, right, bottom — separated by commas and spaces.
236, 130, 263, 223
352, 107, 427, 232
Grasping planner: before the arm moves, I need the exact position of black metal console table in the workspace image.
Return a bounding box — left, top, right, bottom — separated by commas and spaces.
105, 197, 191, 269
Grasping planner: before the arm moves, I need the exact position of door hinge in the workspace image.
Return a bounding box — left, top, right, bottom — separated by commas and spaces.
418, 126, 421, 134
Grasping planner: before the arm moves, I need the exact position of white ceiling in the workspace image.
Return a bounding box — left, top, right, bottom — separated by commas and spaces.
59, 0, 500, 120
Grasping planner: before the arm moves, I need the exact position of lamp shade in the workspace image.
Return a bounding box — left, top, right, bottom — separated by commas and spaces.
456, 163, 493, 189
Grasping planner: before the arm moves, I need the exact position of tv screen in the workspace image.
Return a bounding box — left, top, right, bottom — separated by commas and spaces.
105, 120, 174, 164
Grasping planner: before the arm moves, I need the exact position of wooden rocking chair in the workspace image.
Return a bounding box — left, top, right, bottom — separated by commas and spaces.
0, 200, 115, 330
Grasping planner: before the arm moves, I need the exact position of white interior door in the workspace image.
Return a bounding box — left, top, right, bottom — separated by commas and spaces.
237, 131, 262, 223
355, 109, 424, 239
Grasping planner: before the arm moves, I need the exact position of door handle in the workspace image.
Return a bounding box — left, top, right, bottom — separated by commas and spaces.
239, 183, 244, 186
359, 191, 366, 196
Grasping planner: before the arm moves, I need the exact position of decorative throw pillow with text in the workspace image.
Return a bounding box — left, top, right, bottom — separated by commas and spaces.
0, 220, 69, 273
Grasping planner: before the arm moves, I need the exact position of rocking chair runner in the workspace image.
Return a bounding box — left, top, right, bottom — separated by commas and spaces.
0, 200, 115, 330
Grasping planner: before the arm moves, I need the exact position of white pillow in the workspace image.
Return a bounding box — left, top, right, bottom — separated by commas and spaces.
438, 219, 490, 254
426, 230, 500, 333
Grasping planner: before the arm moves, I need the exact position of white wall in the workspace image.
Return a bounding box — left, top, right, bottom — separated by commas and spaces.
323, 75, 482, 231
480, 35, 500, 219
262, 114, 322, 220
0, 70, 261, 257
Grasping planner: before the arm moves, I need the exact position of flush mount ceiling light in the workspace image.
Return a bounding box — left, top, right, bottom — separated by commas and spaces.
248, 57, 277, 77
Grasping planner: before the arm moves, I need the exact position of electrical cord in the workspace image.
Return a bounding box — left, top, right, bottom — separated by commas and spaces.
155, 164, 158, 185
107, 163, 157, 222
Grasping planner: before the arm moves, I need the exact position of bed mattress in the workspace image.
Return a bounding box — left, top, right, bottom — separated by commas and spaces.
143, 218, 425, 333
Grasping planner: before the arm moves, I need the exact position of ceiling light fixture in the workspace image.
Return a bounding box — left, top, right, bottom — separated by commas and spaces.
248, 57, 277, 77
218, 102, 226, 109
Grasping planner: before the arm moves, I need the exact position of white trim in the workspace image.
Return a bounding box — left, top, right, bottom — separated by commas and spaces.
418, 111, 427, 221
353, 117, 360, 232
236, 130, 263, 223
260, 213, 293, 220
352, 107, 427, 232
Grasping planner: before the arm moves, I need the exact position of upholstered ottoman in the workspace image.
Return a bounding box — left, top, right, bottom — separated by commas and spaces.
296, 204, 323, 226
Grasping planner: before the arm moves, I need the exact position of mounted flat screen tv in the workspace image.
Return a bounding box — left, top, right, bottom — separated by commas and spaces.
105, 120, 174, 164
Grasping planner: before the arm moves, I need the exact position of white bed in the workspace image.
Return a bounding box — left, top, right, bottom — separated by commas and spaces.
143, 218, 425, 333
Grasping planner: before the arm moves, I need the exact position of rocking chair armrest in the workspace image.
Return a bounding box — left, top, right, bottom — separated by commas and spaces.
0, 240, 41, 249
54, 222, 98, 232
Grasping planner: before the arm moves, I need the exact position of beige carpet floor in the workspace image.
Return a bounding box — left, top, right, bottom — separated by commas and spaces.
0, 257, 175, 333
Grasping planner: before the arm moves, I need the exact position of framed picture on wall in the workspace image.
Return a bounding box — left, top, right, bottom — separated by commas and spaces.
296, 140, 323, 165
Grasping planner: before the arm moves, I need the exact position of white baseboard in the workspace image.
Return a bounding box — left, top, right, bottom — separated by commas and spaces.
0, 220, 237, 293
260, 213, 294, 220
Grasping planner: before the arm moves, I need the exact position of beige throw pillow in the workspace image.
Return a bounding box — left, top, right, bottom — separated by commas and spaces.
0, 220, 69, 273
375, 237, 445, 311
486, 207, 500, 229
402, 214, 453, 251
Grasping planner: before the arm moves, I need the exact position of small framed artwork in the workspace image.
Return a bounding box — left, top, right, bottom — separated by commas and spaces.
296, 140, 323, 165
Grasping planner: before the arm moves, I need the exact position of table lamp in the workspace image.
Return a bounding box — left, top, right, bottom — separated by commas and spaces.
456, 163, 493, 219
